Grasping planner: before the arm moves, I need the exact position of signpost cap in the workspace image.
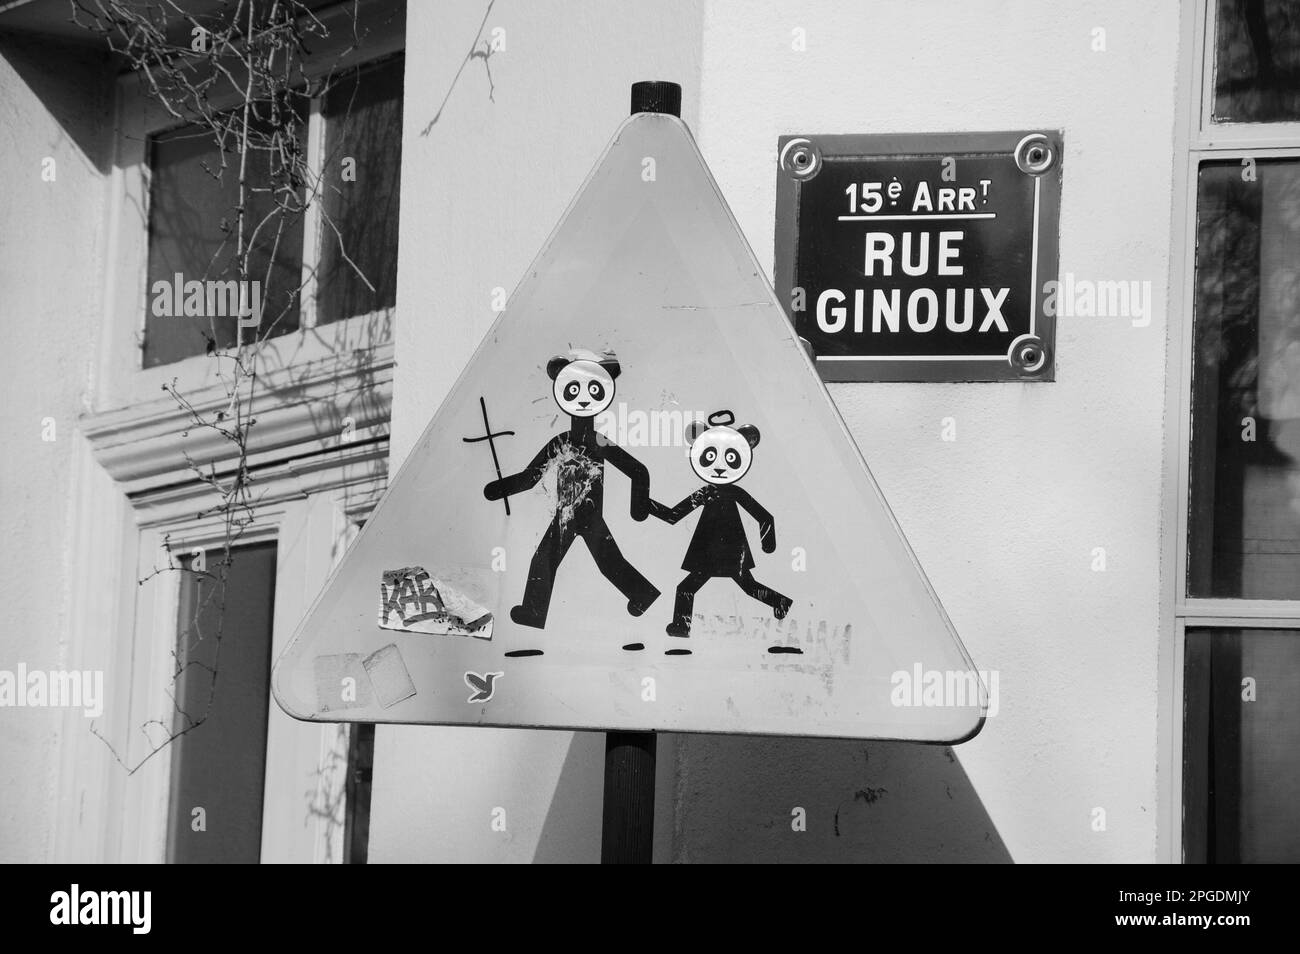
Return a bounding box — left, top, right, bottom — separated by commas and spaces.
630, 81, 681, 117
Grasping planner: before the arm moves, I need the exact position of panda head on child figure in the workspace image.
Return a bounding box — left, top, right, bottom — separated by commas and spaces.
546, 349, 620, 419
685, 410, 759, 485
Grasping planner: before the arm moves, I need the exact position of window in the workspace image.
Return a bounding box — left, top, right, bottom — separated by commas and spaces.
145, 116, 306, 367
1211, 0, 1300, 124
1188, 158, 1300, 599
140, 51, 405, 367
167, 542, 278, 863
317, 55, 404, 326
1184, 628, 1300, 863
100, 0, 404, 406
1180, 0, 1300, 863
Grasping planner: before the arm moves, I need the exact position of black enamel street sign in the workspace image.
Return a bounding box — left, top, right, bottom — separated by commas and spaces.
774, 131, 1062, 382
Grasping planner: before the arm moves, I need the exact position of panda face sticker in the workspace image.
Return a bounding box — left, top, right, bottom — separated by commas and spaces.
689, 425, 756, 485
551, 360, 616, 418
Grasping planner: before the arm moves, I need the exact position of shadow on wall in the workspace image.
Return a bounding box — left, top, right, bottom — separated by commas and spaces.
531, 731, 606, 864
664, 735, 1010, 863
528, 731, 1010, 863
0, 32, 115, 175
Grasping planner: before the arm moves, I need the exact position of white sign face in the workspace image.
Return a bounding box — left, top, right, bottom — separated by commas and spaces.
272, 112, 986, 741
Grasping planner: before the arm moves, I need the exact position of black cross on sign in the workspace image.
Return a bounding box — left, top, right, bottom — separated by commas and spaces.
463, 396, 515, 515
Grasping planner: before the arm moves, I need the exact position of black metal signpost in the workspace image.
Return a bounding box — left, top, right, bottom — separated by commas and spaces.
597, 81, 682, 865
602, 730, 656, 864
774, 131, 1062, 382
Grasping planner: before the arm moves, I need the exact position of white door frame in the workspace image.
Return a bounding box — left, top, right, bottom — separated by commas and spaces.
53, 347, 392, 863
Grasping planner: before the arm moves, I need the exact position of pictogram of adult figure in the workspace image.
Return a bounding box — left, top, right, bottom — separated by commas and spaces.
484, 350, 660, 629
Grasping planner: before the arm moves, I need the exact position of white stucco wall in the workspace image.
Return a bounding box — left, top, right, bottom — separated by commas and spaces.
0, 35, 112, 862
376, 0, 1182, 863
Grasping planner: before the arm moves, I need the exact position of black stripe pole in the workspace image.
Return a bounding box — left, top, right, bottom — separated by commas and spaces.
598, 82, 682, 865
601, 731, 657, 863
629, 79, 682, 119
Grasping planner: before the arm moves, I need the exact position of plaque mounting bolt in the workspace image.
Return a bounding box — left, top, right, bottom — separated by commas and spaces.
780, 138, 822, 180
1014, 133, 1056, 176
1008, 333, 1049, 375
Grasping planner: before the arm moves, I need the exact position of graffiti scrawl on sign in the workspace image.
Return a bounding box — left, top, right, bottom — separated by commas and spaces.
378, 567, 493, 639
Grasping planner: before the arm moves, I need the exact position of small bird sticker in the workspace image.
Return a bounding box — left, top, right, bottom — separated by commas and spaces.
464, 670, 503, 703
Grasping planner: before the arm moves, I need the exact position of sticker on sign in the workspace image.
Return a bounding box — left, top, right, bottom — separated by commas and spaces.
378, 567, 493, 639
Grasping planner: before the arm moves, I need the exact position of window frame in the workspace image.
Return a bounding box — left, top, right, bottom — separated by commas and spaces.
98, 1, 404, 409
1167, 0, 1300, 864
137, 479, 386, 863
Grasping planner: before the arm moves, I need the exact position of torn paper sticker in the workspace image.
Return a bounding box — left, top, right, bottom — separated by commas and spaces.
378, 566, 493, 639
362, 643, 416, 709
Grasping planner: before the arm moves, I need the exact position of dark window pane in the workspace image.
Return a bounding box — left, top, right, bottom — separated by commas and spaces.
144, 116, 305, 367
166, 542, 277, 864
1188, 159, 1300, 599
1184, 628, 1300, 863
316, 54, 404, 325
1212, 0, 1300, 123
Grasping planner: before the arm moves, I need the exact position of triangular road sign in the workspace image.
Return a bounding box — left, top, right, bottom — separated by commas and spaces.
273, 109, 985, 741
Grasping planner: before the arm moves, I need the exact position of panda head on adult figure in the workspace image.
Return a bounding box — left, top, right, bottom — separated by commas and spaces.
547, 349, 620, 421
